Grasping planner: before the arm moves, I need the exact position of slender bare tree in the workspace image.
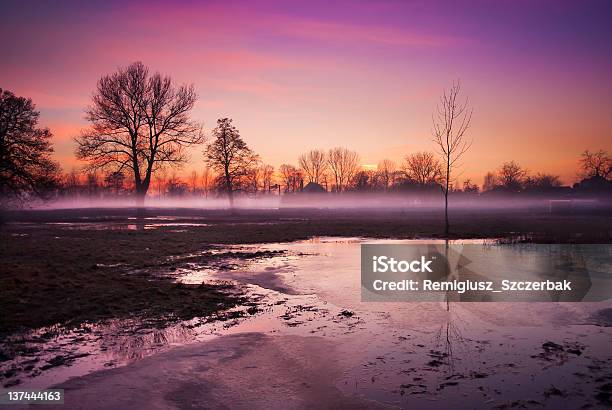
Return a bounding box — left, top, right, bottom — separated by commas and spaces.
298, 149, 327, 184
0, 89, 59, 203
377, 159, 396, 191
432, 81, 473, 235
260, 164, 275, 192
204, 118, 258, 207
482, 172, 497, 192
188, 170, 199, 194
402, 152, 443, 185
327, 147, 360, 192
200, 166, 213, 197
154, 169, 168, 197
75, 62, 204, 207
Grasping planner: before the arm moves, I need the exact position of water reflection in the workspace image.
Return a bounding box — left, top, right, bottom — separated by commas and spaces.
2, 237, 611, 408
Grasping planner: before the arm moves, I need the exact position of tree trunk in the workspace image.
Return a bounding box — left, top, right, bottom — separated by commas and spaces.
135, 189, 146, 209
444, 191, 449, 236
445, 160, 450, 237
225, 171, 234, 209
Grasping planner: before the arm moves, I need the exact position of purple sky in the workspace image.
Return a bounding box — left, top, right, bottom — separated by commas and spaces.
1, 0, 611, 183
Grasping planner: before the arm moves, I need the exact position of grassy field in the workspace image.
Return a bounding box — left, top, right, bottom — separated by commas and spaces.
1, 206, 611, 335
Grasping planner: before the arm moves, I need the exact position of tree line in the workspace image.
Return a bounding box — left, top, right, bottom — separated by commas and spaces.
2, 62, 610, 212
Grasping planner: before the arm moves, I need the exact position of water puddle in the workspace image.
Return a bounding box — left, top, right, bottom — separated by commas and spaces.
1, 237, 611, 408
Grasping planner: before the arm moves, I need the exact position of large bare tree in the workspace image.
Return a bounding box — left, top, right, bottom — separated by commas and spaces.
298, 149, 327, 184
0, 89, 59, 204
75, 62, 203, 206
579, 149, 610, 180
327, 147, 360, 192
204, 118, 258, 207
402, 152, 442, 185
432, 81, 473, 235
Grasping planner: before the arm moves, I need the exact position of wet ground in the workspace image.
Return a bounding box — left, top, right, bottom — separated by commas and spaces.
2, 234, 611, 409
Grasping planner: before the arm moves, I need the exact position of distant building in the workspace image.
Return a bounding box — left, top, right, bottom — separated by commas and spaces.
301, 182, 326, 193
573, 175, 612, 193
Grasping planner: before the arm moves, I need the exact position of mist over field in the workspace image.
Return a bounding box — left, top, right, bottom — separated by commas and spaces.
22, 191, 609, 212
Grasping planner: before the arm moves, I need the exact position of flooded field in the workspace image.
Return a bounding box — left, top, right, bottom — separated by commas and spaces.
2, 233, 611, 409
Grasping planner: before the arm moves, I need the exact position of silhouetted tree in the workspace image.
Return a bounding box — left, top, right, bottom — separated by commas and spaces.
462, 179, 479, 193
351, 170, 375, 191
154, 170, 168, 197
0, 89, 59, 203
377, 159, 396, 191
204, 118, 258, 207
75, 62, 203, 207
86, 172, 101, 197
166, 174, 188, 197
298, 150, 327, 184
432, 81, 473, 235
579, 149, 610, 180
104, 171, 125, 194
482, 172, 497, 192
244, 161, 263, 193
188, 170, 199, 194
200, 166, 214, 197
327, 147, 360, 192
63, 169, 82, 197
524, 173, 561, 190
402, 152, 442, 185
497, 161, 526, 191
279, 164, 302, 192
260, 164, 275, 192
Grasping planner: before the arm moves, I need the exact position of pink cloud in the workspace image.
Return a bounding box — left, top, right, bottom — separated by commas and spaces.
268, 16, 466, 48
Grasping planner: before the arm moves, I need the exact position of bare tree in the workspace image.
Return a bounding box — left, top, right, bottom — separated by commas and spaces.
402, 152, 443, 185
104, 171, 125, 194
63, 169, 82, 198
579, 149, 610, 180
497, 161, 527, 190
462, 179, 479, 193
377, 159, 396, 191
0, 89, 59, 203
351, 170, 375, 191
188, 170, 199, 194
432, 81, 473, 235
204, 118, 258, 207
154, 169, 168, 197
524, 173, 561, 190
75, 62, 204, 207
327, 147, 360, 192
279, 164, 303, 192
200, 166, 213, 197
86, 172, 101, 197
482, 172, 498, 192
166, 173, 188, 197
244, 161, 262, 193
298, 150, 327, 184
260, 164, 275, 192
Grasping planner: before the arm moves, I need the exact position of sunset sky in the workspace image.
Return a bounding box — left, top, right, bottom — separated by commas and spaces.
1, 0, 611, 185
